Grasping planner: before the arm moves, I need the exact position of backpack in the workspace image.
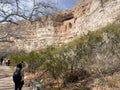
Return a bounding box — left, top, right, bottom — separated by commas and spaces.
13, 69, 22, 83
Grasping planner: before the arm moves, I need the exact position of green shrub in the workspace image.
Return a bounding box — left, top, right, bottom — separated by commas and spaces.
9, 21, 120, 83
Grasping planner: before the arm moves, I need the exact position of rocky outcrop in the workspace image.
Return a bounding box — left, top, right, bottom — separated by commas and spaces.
0, 0, 120, 55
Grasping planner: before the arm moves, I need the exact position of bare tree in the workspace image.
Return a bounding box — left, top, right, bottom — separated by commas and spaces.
0, 0, 58, 23
0, 0, 58, 41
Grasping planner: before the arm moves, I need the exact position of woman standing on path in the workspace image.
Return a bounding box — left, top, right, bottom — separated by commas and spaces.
13, 61, 28, 90
0, 57, 4, 65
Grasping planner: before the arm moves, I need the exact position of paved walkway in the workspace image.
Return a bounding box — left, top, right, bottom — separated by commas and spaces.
0, 65, 32, 90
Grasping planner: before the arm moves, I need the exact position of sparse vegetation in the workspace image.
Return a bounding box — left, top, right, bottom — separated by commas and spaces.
10, 22, 120, 89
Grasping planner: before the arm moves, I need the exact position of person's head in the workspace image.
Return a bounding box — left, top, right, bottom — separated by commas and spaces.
21, 61, 24, 64
17, 63, 22, 69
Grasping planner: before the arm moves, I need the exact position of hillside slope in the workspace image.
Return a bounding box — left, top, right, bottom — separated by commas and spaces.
10, 20, 120, 90
0, 0, 120, 55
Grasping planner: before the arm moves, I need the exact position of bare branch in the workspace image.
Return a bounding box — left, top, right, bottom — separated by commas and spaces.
0, 0, 58, 43
0, 0, 58, 23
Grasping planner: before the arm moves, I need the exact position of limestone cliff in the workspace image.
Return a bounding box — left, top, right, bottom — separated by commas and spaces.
0, 0, 120, 55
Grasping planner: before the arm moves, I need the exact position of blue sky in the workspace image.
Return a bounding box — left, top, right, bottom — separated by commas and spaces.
21, 0, 80, 11
0, 0, 80, 22
52, 0, 80, 10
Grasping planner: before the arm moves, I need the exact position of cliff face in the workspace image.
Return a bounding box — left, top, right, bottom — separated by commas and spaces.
0, 0, 120, 55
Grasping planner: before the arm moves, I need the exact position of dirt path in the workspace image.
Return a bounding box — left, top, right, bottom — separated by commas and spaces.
0, 65, 32, 90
